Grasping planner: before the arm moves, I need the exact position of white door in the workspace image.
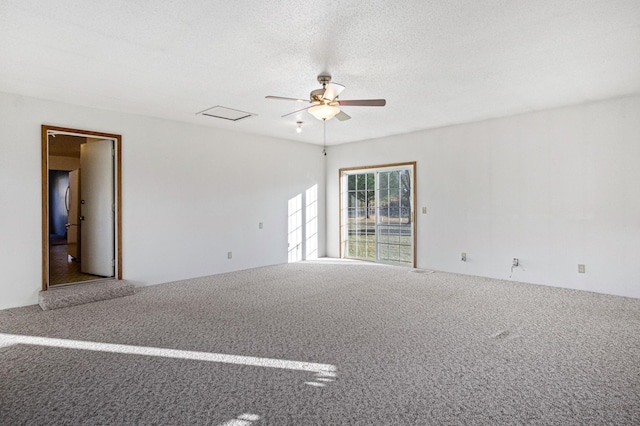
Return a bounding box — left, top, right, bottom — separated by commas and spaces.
67, 169, 80, 259
80, 139, 114, 277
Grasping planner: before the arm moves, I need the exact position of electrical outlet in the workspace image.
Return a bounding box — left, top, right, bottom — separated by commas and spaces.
259, 222, 263, 229
461, 252, 466, 262
578, 264, 585, 273
422, 207, 427, 214
227, 252, 233, 259
512, 258, 519, 267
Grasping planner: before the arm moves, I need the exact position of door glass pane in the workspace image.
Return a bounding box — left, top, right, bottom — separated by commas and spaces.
345, 172, 377, 262
379, 171, 389, 190
348, 174, 356, 191
376, 169, 412, 265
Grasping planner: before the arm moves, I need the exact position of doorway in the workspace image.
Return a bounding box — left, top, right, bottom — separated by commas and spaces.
339, 162, 416, 267
41, 125, 122, 290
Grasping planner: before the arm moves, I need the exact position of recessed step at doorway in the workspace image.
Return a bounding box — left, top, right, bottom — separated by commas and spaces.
39, 280, 135, 311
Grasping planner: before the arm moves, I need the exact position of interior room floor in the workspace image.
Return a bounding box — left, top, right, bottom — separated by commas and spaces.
49, 244, 103, 286
1, 260, 639, 425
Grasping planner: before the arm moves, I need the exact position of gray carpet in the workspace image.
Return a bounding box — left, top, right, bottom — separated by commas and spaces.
39, 280, 135, 310
1, 260, 639, 425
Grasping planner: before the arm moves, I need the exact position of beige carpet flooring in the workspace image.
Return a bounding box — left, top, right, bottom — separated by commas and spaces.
1, 259, 639, 425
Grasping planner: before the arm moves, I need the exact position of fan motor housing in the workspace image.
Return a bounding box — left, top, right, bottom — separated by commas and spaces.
317, 74, 332, 85
310, 88, 325, 102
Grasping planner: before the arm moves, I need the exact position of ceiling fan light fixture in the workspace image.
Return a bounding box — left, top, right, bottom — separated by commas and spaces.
308, 104, 340, 121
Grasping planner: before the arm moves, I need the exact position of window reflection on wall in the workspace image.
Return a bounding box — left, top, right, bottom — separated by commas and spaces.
288, 194, 303, 263
287, 184, 319, 263
305, 185, 318, 259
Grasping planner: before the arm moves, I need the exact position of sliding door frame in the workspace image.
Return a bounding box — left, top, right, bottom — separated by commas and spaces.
339, 161, 416, 267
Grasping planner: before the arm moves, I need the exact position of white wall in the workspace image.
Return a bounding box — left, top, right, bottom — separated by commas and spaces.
0, 92, 325, 309
326, 95, 640, 299
3, 92, 638, 308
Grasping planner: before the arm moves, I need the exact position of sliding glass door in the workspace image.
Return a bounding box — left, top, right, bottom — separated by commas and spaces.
341, 163, 415, 267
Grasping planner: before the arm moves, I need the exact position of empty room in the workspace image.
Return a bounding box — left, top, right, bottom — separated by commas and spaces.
1, 1, 639, 424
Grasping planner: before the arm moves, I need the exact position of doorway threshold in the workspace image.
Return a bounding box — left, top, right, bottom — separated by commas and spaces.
39, 280, 134, 311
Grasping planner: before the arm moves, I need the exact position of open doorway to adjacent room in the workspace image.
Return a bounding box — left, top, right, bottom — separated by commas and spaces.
41, 125, 122, 290
339, 162, 416, 267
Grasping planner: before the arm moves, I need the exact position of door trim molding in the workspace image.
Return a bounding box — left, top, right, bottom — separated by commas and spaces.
41, 125, 122, 291
338, 161, 417, 267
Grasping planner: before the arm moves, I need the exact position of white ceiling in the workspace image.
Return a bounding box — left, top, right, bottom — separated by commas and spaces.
1, 0, 639, 145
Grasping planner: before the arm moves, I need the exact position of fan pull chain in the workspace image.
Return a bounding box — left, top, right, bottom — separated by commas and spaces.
323, 119, 327, 156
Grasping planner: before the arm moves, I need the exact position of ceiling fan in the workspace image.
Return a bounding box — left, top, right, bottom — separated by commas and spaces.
266, 74, 386, 121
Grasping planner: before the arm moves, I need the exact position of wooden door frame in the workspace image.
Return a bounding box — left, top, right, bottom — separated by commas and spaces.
42, 125, 122, 291
338, 161, 417, 268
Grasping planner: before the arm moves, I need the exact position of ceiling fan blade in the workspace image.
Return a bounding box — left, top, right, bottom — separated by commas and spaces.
322, 82, 345, 101
266, 96, 308, 102
282, 104, 315, 118
335, 110, 351, 121
337, 99, 386, 107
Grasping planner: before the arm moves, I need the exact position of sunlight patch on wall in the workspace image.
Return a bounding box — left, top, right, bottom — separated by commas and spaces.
287, 194, 303, 263
305, 185, 318, 259
288, 184, 319, 262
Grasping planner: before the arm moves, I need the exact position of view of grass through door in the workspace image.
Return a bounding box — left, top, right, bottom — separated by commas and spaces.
341, 163, 415, 266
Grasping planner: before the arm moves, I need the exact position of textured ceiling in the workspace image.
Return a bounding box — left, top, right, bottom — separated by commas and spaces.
1, 0, 639, 145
